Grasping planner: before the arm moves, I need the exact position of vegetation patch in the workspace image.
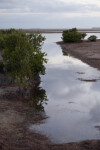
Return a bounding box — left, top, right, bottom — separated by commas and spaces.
0, 29, 47, 87
62, 28, 87, 43
88, 35, 97, 42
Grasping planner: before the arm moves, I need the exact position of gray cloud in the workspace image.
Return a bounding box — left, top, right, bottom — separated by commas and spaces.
0, 0, 100, 13
0, 0, 100, 28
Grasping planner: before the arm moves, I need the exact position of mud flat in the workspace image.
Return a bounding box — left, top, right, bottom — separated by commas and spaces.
58, 40, 100, 70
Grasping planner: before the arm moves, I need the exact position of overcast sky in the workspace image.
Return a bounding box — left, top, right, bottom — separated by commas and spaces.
0, 0, 100, 29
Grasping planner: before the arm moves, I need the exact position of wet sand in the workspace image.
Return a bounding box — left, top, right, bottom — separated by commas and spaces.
58, 40, 100, 70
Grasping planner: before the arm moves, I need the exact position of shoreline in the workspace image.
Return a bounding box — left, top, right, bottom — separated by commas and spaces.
0, 93, 100, 150
1, 82, 100, 149
57, 40, 100, 70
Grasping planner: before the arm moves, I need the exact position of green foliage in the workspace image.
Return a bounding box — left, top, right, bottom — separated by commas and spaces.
88, 35, 97, 42
0, 29, 47, 86
62, 28, 87, 43
81, 33, 87, 39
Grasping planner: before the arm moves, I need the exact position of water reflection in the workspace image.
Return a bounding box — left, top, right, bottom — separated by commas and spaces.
62, 50, 68, 56
95, 126, 100, 134
30, 86, 48, 112
90, 103, 100, 123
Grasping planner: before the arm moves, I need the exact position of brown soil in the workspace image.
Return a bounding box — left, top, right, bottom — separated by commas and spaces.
58, 40, 100, 70
0, 98, 50, 150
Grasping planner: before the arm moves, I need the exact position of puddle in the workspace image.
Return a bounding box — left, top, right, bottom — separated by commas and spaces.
77, 78, 100, 82
29, 34, 100, 143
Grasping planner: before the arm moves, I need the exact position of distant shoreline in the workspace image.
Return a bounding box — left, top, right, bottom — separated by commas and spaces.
1, 28, 100, 33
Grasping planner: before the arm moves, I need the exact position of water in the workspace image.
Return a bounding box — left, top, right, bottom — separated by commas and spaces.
29, 33, 100, 144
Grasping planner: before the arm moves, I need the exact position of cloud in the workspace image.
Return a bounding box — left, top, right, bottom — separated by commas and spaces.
0, 0, 100, 28
0, 12, 100, 29
0, 0, 100, 14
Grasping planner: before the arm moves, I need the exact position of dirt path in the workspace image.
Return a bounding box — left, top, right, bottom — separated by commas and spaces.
58, 40, 100, 70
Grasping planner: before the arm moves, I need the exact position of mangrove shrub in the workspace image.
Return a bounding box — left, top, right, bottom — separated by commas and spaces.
62, 28, 87, 43
88, 35, 97, 42
0, 29, 47, 86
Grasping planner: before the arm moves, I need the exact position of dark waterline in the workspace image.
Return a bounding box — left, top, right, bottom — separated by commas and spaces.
29, 33, 100, 144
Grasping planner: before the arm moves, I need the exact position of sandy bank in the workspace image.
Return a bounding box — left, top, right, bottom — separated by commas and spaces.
58, 40, 100, 70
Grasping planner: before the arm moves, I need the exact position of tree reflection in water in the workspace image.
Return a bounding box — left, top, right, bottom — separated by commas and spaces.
62, 50, 68, 56
30, 86, 48, 112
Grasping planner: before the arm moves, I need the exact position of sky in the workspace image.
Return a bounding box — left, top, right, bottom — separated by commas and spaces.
0, 0, 100, 29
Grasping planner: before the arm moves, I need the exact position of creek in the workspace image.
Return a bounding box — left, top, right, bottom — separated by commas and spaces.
29, 33, 100, 143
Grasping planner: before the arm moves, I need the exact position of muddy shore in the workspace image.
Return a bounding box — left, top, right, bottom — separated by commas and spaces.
58, 40, 100, 70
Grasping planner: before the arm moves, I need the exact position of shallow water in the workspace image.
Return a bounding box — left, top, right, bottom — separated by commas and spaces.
29, 33, 100, 143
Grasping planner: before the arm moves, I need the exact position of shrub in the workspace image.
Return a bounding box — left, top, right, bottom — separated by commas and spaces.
62, 28, 87, 43
88, 35, 97, 42
0, 62, 4, 73
81, 33, 87, 39
0, 29, 47, 86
